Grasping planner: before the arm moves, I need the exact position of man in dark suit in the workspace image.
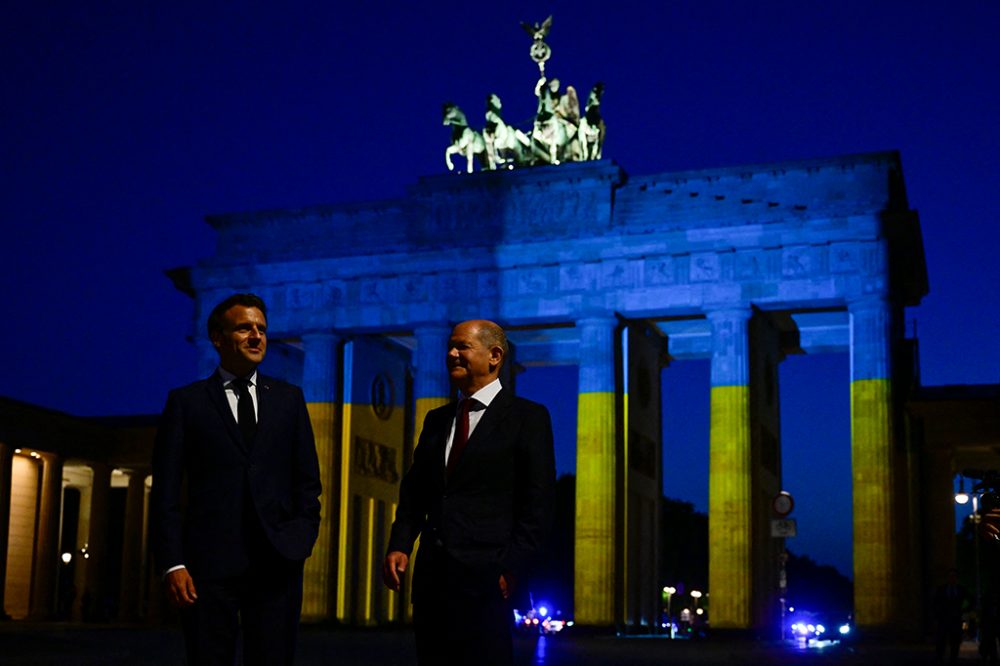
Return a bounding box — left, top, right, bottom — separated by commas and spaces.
382, 320, 556, 666
152, 293, 321, 666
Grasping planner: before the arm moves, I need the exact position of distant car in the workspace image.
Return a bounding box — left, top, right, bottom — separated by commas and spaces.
513, 607, 573, 634
787, 609, 852, 646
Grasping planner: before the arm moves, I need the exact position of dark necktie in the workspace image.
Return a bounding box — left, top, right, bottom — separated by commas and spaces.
232, 377, 257, 445
446, 399, 475, 476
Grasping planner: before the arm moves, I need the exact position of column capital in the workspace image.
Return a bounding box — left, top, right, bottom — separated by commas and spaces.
576, 314, 619, 329
118, 466, 151, 479
413, 323, 453, 337
301, 331, 340, 403
708, 308, 750, 387
848, 295, 891, 314
413, 326, 452, 401
705, 306, 752, 323
301, 329, 341, 344
577, 316, 617, 395
849, 297, 895, 382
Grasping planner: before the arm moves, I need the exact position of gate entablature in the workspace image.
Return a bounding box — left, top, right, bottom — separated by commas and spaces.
178, 153, 924, 342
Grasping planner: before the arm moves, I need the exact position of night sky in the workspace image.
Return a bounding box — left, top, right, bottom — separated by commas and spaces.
4, 2, 999, 581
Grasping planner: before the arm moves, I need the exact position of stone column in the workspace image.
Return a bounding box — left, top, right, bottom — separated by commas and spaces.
195, 338, 218, 379
70, 468, 93, 621
388, 325, 452, 622
413, 326, 453, 435
300, 331, 340, 621
748, 312, 785, 632
29, 453, 63, 619
574, 316, 618, 625
117, 468, 147, 621
707, 308, 753, 629
849, 296, 899, 629
75, 462, 110, 621
924, 447, 957, 596
0, 443, 13, 619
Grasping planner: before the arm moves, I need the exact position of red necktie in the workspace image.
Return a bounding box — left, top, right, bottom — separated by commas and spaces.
446, 399, 473, 476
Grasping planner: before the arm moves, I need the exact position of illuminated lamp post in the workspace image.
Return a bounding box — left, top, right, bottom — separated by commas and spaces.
956, 475, 970, 505
662, 586, 676, 638
956, 475, 981, 618
690, 590, 703, 623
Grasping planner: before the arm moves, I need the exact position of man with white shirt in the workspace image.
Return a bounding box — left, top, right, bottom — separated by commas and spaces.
152, 293, 321, 665
383, 320, 556, 666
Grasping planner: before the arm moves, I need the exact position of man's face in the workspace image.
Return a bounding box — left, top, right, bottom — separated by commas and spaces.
447, 321, 501, 395
211, 305, 267, 376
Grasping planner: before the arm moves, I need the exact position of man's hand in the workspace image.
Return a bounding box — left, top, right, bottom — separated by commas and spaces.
383, 551, 409, 591
499, 573, 511, 600
165, 568, 198, 608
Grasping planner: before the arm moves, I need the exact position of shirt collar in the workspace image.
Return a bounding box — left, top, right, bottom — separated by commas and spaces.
218, 366, 257, 387
466, 378, 502, 407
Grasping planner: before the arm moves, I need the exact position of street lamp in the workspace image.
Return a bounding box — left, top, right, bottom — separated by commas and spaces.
955, 477, 982, 629
956, 475, 970, 505
662, 586, 676, 638
690, 590, 703, 627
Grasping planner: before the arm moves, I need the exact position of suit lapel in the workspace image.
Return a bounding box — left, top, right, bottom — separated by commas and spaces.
467, 388, 512, 447
205, 372, 247, 453
434, 403, 457, 483
254, 375, 275, 454
450, 389, 513, 476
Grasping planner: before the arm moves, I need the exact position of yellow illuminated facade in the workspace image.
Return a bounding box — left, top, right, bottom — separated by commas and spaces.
850, 378, 897, 626
708, 385, 752, 628
301, 400, 336, 619
574, 390, 617, 624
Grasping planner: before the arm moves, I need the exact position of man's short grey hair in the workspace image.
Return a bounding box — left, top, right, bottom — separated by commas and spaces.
476, 321, 509, 364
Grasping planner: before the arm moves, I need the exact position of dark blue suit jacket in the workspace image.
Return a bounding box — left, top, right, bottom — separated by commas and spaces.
151, 371, 322, 580
387, 388, 556, 601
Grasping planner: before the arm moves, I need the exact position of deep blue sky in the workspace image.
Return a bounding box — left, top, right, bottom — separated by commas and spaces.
3, 2, 999, 580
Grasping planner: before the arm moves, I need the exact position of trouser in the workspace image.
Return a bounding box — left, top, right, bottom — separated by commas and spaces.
181, 540, 304, 666
413, 584, 513, 666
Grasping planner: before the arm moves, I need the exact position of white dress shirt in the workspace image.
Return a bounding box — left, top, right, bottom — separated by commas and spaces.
218, 366, 259, 422
444, 378, 502, 463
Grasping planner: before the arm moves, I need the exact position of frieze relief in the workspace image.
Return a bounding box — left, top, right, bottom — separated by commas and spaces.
438, 272, 476, 302
558, 263, 589, 292
782, 247, 814, 278
736, 252, 762, 279
830, 244, 859, 273
510, 266, 555, 296
645, 256, 676, 285
402, 275, 430, 301
690, 253, 721, 282
361, 279, 389, 305
600, 260, 637, 289
288, 284, 318, 310
324, 282, 345, 305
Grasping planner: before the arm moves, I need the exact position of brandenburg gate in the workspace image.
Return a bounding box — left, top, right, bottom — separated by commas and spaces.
170, 150, 928, 633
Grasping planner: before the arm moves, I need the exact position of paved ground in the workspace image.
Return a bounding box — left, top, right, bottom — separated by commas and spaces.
0, 622, 980, 665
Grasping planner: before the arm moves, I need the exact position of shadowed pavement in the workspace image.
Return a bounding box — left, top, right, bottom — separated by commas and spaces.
0, 623, 964, 665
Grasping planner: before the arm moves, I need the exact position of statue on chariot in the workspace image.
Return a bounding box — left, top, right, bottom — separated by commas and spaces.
442, 16, 606, 173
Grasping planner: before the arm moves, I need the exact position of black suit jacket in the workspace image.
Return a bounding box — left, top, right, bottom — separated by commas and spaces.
151, 371, 322, 580
387, 388, 556, 601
